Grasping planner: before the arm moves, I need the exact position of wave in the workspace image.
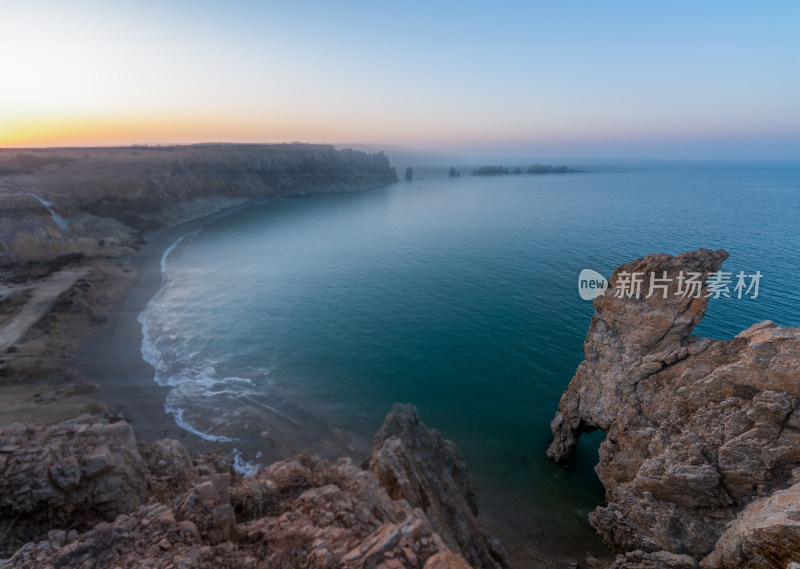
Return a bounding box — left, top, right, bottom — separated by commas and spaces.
140, 302, 265, 442
165, 400, 236, 443
232, 449, 261, 477
160, 230, 200, 274
140, 228, 267, 443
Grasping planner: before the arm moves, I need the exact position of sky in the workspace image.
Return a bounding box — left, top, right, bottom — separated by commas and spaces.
1, 0, 799, 159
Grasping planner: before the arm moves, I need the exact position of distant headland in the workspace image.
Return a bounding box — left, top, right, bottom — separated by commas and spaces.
471, 164, 583, 175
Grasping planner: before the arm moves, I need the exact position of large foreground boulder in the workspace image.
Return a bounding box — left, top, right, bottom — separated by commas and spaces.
701, 482, 800, 569
0, 415, 147, 522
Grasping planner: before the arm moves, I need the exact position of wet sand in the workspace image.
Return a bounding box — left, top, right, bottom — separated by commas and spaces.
73, 218, 222, 454
72, 207, 373, 463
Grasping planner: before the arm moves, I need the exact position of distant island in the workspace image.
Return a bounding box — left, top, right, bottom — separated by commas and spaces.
472, 164, 582, 175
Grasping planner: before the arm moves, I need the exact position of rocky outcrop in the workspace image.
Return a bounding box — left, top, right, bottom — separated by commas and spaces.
547, 249, 800, 568
237, 454, 453, 569
589, 550, 698, 569
526, 164, 578, 174
0, 407, 501, 569
471, 166, 507, 176
370, 404, 510, 569
0, 415, 147, 530
700, 482, 800, 569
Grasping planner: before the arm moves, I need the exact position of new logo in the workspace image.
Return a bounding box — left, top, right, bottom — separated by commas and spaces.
578, 269, 608, 300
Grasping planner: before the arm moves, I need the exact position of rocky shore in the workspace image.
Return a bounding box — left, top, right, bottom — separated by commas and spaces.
0, 145, 517, 569
548, 249, 800, 568
3, 145, 800, 568
0, 404, 509, 569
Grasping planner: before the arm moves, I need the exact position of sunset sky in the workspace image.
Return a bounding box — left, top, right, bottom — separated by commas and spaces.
2, 0, 799, 158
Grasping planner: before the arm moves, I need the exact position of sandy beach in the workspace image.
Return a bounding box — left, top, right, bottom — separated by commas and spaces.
71, 206, 376, 471
72, 218, 220, 451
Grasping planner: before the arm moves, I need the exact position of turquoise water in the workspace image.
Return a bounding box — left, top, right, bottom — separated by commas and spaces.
140, 163, 800, 552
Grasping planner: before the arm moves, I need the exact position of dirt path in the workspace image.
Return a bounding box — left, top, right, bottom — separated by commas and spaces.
0, 265, 90, 352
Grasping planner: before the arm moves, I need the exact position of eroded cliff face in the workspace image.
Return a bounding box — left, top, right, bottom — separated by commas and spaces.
548, 249, 800, 568
0, 144, 397, 266
0, 406, 501, 569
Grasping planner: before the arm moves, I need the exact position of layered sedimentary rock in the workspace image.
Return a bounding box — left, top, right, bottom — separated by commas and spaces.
0, 144, 397, 266
370, 404, 510, 569
0, 406, 500, 569
548, 249, 800, 568
0, 415, 147, 527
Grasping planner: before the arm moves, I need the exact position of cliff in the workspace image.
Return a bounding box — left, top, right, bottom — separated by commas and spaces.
0, 405, 507, 569
548, 249, 800, 568
0, 144, 397, 266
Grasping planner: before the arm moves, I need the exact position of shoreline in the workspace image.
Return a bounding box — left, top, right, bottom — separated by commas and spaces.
72, 216, 221, 453
70, 200, 609, 568
71, 202, 377, 466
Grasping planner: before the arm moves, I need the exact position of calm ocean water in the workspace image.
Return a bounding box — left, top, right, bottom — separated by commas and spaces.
140, 162, 800, 551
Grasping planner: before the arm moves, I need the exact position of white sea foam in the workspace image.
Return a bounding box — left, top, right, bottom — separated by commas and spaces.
137, 308, 165, 385
138, 227, 265, 442
164, 400, 236, 443
232, 449, 260, 477
160, 230, 199, 274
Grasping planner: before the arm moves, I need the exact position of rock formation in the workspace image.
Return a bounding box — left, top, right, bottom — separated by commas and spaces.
469, 164, 580, 175
0, 406, 504, 569
548, 249, 800, 568
0, 416, 146, 525
471, 166, 507, 176
701, 482, 800, 569
526, 164, 578, 174
370, 404, 510, 569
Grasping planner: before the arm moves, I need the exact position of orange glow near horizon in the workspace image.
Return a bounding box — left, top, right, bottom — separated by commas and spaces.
3, 112, 796, 153
0, 113, 333, 148
1, 2, 798, 157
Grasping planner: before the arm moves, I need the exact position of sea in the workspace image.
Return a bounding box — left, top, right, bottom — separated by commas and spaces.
138, 161, 800, 553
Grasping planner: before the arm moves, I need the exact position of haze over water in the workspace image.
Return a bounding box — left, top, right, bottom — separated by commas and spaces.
140, 162, 800, 552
